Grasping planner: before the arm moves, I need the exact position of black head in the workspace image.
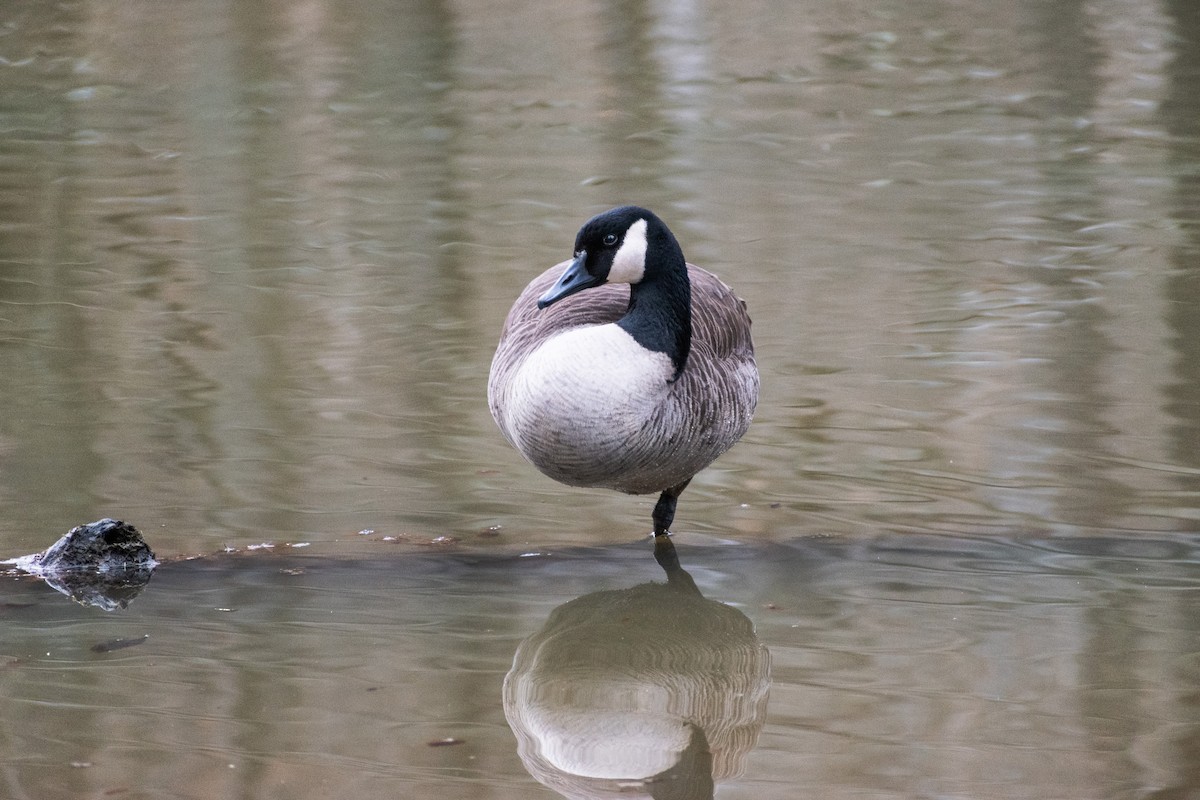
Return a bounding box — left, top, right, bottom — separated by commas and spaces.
538, 206, 682, 309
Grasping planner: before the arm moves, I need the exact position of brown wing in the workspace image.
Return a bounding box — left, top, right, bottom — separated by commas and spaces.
686, 265, 756, 368
669, 265, 759, 456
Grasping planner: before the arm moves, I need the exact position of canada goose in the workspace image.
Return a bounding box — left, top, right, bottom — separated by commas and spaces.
488, 206, 758, 539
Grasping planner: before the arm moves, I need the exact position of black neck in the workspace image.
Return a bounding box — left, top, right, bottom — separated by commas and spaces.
616, 230, 692, 379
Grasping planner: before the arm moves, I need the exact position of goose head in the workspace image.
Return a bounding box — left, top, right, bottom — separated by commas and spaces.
537, 205, 693, 378
537, 206, 684, 309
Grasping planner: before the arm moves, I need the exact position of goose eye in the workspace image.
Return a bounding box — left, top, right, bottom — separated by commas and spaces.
603, 233, 618, 246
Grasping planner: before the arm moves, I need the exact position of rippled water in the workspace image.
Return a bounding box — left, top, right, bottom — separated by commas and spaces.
2, 0, 1199, 797
3, 536, 1198, 799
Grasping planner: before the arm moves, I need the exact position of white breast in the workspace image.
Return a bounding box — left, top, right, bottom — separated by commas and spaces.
498, 324, 678, 491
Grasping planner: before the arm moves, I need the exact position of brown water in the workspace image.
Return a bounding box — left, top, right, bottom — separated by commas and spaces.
2, 0, 1199, 797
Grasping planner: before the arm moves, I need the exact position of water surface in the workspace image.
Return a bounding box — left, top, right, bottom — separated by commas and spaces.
3, 535, 1198, 799
2, 0, 1200, 797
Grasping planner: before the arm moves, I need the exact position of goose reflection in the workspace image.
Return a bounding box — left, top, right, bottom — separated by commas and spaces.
503, 537, 770, 800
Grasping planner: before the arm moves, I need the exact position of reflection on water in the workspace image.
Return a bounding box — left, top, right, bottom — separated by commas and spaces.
0, 535, 1196, 799
3, 0, 1200, 797
504, 538, 769, 799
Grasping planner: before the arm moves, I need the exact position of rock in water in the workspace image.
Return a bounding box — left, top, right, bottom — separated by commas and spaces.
35, 518, 157, 573
5, 519, 158, 610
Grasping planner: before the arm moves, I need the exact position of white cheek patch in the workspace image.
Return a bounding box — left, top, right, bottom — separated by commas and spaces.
607, 218, 648, 284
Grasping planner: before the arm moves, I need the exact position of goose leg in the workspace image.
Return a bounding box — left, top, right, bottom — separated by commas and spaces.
651, 479, 691, 537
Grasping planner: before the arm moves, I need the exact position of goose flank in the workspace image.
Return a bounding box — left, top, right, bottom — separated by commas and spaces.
488, 206, 758, 539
